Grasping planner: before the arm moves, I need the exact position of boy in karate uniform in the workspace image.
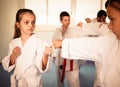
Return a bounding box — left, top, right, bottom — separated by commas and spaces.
52, 11, 80, 87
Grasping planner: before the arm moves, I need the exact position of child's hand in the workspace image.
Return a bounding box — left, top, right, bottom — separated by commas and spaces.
77, 22, 83, 27
10, 47, 21, 65
12, 47, 21, 58
53, 40, 62, 48
44, 46, 53, 57
85, 18, 91, 23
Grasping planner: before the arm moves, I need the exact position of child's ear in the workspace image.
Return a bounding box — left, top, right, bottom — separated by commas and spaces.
60, 20, 63, 24
16, 22, 20, 28
60, 20, 62, 22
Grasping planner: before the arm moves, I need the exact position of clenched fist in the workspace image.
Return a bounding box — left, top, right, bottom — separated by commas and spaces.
10, 47, 21, 65
53, 40, 62, 48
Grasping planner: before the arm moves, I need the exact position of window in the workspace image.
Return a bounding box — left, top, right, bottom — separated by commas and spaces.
48, 0, 71, 25
25, 0, 105, 25
25, 0, 47, 25
25, 0, 70, 25
75, 0, 101, 23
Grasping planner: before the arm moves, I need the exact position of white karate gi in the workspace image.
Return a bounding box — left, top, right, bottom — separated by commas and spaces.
91, 18, 97, 23
61, 32, 120, 87
2, 34, 52, 87
83, 22, 111, 87
81, 22, 110, 37
52, 27, 80, 87
80, 22, 111, 87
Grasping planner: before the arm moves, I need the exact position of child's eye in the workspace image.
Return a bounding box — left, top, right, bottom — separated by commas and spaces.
108, 16, 114, 21
110, 18, 113, 20
32, 21, 35, 25
24, 21, 29, 24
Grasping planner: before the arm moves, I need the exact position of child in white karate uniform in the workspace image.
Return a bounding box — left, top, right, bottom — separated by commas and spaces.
52, 11, 80, 87
2, 9, 52, 87
80, 22, 110, 87
78, 7, 110, 87
85, 9, 107, 23
53, 0, 120, 87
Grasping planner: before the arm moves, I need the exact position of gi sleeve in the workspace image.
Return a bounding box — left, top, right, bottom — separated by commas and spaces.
36, 41, 53, 73
2, 41, 15, 72
61, 36, 105, 63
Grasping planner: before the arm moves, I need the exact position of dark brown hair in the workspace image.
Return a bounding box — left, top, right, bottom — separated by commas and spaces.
13, 8, 36, 39
107, 0, 120, 12
60, 11, 70, 21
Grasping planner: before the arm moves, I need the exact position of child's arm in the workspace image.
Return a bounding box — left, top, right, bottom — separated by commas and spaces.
2, 42, 21, 72
42, 47, 53, 70
53, 40, 62, 48
9, 47, 21, 66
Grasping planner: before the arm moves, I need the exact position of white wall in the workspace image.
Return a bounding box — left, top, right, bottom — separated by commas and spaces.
0, 0, 24, 62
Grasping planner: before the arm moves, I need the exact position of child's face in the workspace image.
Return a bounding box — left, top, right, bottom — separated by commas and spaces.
17, 12, 36, 36
107, 6, 120, 40
97, 15, 106, 22
61, 16, 70, 27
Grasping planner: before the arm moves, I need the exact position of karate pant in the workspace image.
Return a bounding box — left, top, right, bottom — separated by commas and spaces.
94, 62, 102, 87
56, 66, 80, 87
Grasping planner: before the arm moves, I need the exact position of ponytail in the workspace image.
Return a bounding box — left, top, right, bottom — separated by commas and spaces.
13, 24, 21, 39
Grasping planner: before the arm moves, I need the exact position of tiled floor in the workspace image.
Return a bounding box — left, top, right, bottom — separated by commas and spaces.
0, 61, 96, 87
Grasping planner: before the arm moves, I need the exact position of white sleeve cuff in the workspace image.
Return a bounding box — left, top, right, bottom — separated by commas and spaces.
2, 56, 15, 72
